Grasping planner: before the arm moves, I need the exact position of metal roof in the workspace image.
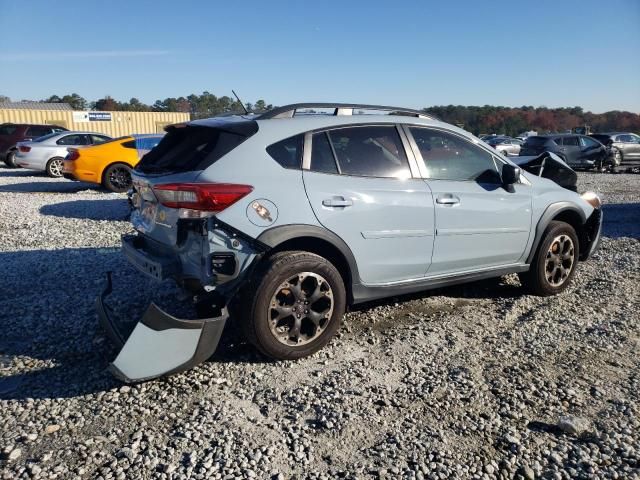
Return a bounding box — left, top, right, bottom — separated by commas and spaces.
0, 102, 73, 111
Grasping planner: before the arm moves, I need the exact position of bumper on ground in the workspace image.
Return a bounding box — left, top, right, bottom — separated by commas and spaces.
582, 207, 603, 260
96, 272, 228, 383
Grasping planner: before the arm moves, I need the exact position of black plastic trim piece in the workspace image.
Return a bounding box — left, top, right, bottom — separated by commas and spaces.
256, 224, 361, 284
96, 272, 125, 348
210, 217, 270, 253
351, 265, 529, 304
580, 207, 603, 261
122, 234, 179, 281
525, 202, 587, 264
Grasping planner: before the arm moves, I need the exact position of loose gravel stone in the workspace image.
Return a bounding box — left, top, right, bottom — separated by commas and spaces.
1, 167, 639, 479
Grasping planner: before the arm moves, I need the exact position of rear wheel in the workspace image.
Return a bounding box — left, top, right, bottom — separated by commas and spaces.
4, 150, 19, 168
46, 157, 64, 177
519, 221, 579, 296
103, 163, 132, 193
240, 251, 346, 360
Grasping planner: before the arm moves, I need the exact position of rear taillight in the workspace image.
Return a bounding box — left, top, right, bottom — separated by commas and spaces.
18, 146, 31, 153
153, 183, 253, 212
66, 148, 80, 161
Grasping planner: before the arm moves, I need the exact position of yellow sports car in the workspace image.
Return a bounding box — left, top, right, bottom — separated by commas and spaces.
63, 134, 163, 192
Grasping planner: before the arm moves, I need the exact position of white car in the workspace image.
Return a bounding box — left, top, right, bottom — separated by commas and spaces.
16, 131, 112, 177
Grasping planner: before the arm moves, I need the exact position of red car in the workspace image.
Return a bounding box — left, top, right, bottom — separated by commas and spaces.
0, 123, 68, 167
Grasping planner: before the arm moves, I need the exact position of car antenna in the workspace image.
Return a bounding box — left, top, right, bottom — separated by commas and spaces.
232, 90, 250, 115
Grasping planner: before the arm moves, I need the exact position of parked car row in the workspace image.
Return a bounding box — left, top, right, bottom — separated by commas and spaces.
0, 122, 163, 192
0, 123, 68, 167
481, 131, 639, 173
520, 134, 612, 172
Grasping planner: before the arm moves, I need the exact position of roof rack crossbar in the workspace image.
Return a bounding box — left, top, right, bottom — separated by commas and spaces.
257, 103, 436, 120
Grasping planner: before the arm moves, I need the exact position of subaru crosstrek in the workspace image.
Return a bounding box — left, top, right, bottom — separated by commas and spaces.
97, 103, 603, 383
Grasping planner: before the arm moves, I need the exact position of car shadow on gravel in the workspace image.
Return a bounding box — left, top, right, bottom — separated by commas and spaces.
0, 181, 101, 193
0, 247, 137, 400
350, 277, 523, 314
0, 168, 39, 177
602, 203, 640, 238
40, 199, 131, 221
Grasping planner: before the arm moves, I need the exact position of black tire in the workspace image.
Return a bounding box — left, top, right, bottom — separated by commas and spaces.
240, 251, 346, 360
4, 149, 19, 168
103, 163, 132, 193
46, 157, 64, 177
519, 221, 579, 296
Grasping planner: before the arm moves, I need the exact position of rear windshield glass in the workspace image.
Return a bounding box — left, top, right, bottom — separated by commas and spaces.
34, 132, 59, 142
137, 123, 258, 174
0, 125, 17, 136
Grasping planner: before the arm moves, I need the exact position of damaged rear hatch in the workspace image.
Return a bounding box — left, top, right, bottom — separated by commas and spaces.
98, 117, 259, 383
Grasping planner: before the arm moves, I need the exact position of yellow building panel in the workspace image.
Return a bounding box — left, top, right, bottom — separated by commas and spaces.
0, 110, 190, 137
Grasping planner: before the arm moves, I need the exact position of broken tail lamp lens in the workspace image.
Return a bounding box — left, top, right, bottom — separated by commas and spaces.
153, 183, 253, 212
580, 191, 601, 209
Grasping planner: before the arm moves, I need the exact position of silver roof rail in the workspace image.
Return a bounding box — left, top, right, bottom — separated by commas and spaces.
257, 103, 437, 120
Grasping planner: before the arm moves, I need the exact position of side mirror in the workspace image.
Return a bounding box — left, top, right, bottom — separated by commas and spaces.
501, 163, 520, 192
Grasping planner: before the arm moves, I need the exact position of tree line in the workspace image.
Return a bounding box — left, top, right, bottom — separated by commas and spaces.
2, 92, 638, 134
423, 105, 640, 136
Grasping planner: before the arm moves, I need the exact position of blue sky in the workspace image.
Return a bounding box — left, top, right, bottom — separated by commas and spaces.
1, 0, 639, 112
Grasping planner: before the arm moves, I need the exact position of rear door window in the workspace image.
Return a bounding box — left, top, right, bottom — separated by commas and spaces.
137, 123, 258, 173
56, 134, 90, 146
326, 125, 411, 178
562, 136, 580, 146
310, 132, 339, 174
266, 134, 303, 169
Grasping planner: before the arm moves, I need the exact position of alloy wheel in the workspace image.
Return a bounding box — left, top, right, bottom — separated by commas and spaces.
109, 167, 131, 190
49, 159, 63, 177
545, 234, 575, 287
268, 272, 334, 346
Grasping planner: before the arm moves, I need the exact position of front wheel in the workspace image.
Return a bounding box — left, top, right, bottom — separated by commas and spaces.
46, 157, 64, 177
103, 163, 132, 193
240, 251, 346, 360
519, 221, 579, 296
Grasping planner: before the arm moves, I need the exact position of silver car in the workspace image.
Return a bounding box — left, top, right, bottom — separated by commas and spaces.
486, 136, 522, 156
16, 131, 112, 177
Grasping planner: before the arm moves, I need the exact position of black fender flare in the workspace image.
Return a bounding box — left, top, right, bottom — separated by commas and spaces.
256, 224, 361, 285
526, 202, 587, 264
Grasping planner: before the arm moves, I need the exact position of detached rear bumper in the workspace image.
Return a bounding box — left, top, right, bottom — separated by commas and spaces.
96, 273, 227, 383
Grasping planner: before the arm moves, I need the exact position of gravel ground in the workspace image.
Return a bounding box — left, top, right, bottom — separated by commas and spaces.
0, 166, 638, 480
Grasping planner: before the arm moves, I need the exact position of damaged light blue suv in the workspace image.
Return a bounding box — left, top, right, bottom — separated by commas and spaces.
98, 103, 603, 382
